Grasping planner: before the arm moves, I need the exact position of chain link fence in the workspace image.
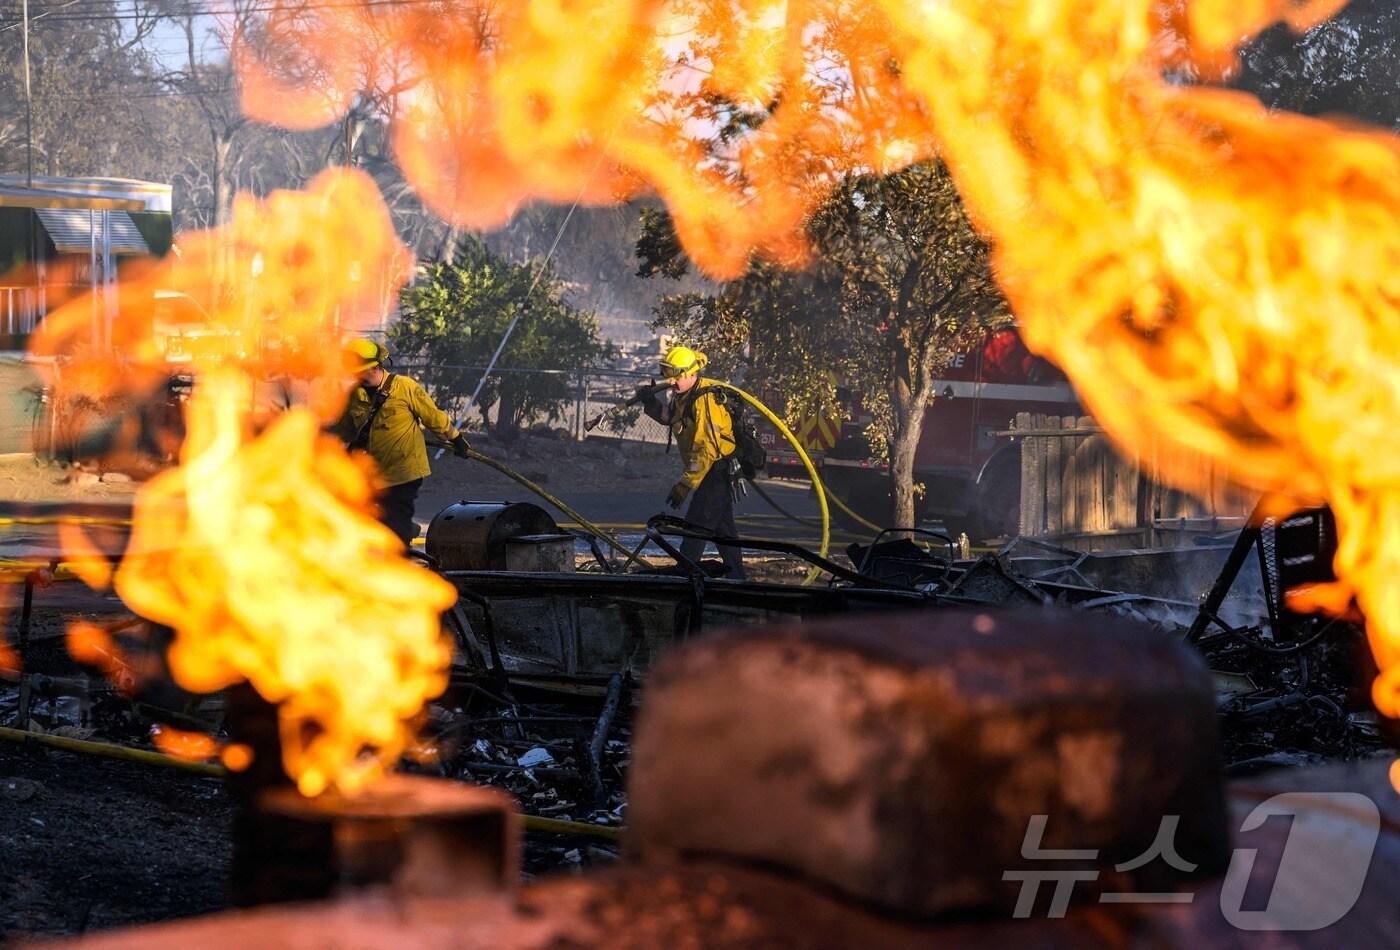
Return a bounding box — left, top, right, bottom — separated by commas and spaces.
395, 364, 674, 445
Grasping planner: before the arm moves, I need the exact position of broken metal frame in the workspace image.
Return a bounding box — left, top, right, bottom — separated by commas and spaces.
642, 514, 913, 590
585, 672, 625, 807
851, 528, 958, 586
9, 559, 62, 730
1185, 503, 1338, 648
575, 529, 620, 573
995, 535, 1097, 587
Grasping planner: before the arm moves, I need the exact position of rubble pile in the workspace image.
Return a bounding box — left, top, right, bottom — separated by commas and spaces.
426, 690, 630, 875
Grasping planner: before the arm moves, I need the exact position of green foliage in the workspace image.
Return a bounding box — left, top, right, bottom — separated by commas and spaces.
605, 404, 644, 438
392, 236, 613, 438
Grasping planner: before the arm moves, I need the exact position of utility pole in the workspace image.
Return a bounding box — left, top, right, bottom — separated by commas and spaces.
21, 0, 34, 187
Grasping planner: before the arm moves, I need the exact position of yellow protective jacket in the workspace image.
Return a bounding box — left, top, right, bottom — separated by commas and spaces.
333, 373, 460, 487
671, 380, 736, 491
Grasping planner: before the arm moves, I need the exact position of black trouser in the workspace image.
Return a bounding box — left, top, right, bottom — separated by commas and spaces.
679, 463, 746, 579
380, 478, 423, 548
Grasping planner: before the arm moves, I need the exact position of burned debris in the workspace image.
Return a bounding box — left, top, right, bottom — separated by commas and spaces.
12, 607, 1396, 949
2, 479, 1392, 942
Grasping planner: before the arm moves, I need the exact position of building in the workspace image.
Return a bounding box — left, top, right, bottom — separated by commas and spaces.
0, 175, 173, 350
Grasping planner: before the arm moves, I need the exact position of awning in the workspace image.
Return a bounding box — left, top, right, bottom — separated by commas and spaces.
33, 208, 151, 256
0, 184, 143, 211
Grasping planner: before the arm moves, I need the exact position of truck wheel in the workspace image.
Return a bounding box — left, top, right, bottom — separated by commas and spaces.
822, 467, 933, 534
970, 448, 1021, 542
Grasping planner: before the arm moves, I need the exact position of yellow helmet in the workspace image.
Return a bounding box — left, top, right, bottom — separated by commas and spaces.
344, 337, 387, 373
660, 345, 707, 379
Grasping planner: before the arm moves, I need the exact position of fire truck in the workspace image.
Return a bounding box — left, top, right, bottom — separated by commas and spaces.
757, 329, 1080, 539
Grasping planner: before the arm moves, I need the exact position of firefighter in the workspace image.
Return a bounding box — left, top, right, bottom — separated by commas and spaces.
335, 338, 471, 547
639, 345, 746, 579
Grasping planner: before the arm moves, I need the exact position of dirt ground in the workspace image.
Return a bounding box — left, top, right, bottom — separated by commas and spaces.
0, 602, 627, 942
0, 603, 229, 942
0, 740, 231, 940
0, 455, 138, 507
0, 432, 689, 524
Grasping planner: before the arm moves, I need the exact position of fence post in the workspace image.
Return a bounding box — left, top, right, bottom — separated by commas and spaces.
1016, 412, 1037, 536
1044, 415, 1063, 536
573, 372, 586, 441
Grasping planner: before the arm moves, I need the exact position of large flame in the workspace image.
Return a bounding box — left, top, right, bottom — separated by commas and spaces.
118, 371, 455, 795
875, 0, 1400, 721
235, 1, 1400, 726
237, 0, 933, 278
32, 169, 457, 795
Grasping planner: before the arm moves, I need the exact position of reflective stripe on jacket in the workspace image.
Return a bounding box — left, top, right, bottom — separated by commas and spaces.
671, 380, 736, 491
334, 374, 459, 487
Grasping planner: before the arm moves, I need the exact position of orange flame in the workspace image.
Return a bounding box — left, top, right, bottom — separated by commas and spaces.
221, 742, 255, 772
35, 169, 457, 796
56, 522, 114, 591
66, 620, 137, 694
236, 1, 933, 278
30, 168, 410, 400
115, 372, 456, 796
151, 724, 218, 762
874, 0, 1400, 723
235, 2, 1400, 736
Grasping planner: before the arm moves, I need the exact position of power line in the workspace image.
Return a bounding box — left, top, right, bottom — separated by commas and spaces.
36, 87, 234, 101
0, 0, 81, 33
0, 0, 461, 23
2, 0, 455, 8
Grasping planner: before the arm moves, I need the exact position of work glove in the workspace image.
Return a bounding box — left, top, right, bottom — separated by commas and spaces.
450, 433, 472, 459
666, 482, 690, 510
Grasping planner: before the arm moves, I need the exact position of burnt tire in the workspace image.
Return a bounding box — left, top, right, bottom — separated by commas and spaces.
969, 447, 1021, 543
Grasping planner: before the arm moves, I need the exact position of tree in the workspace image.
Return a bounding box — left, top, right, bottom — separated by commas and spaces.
639, 161, 1010, 528
152, 0, 266, 227
0, 1, 168, 180
1230, 0, 1400, 132
392, 235, 613, 440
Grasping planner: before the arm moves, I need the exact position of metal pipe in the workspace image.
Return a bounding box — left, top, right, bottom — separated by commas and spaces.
14, 572, 35, 727
0, 728, 624, 840
21, 0, 32, 189
586, 673, 623, 806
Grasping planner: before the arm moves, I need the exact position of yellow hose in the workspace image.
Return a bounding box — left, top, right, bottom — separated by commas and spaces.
0, 515, 133, 527
0, 724, 623, 838
0, 723, 224, 776
464, 449, 645, 569
706, 382, 830, 586
523, 814, 623, 841
822, 481, 886, 534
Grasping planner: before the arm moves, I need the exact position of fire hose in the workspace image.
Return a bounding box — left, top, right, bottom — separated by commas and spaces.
0, 725, 621, 840
537, 381, 841, 584
458, 448, 645, 570
749, 479, 819, 528
703, 382, 831, 586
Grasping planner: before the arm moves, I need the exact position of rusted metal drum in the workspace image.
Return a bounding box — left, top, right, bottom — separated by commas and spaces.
425, 501, 559, 571
628, 607, 1231, 917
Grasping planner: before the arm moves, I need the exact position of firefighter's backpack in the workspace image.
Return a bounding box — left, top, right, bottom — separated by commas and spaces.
713, 389, 766, 480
